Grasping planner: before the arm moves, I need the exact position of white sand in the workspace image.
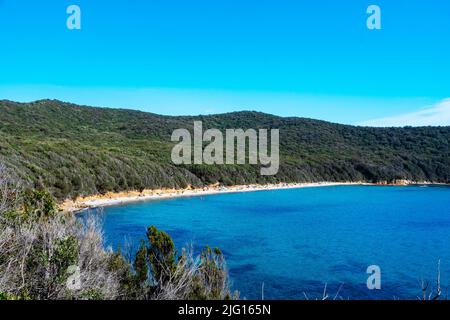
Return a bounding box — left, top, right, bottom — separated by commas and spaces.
62, 182, 368, 213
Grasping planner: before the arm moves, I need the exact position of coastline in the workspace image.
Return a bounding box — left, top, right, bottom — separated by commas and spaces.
61, 182, 362, 213
60, 180, 443, 213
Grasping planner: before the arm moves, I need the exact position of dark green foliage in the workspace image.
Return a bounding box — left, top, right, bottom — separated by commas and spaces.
138, 226, 234, 300
22, 189, 57, 219
101, 226, 235, 300
146, 226, 176, 283
187, 246, 231, 300
134, 241, 148, 285
51, 236, 78, 281
107, 250, 138, 299
0, 99, 448, 200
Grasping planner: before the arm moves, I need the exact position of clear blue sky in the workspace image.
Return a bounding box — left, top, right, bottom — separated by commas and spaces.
0, 0, 449, 125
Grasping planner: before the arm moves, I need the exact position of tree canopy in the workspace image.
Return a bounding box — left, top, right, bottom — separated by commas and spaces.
0, 99, 449, 200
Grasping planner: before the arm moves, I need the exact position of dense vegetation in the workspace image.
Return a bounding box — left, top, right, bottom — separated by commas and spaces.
0, 163, 236, 300
0, 99, 449, 200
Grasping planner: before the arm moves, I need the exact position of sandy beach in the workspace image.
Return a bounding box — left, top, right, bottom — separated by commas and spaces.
60, 179, 445, 213
61, 182, 369, 213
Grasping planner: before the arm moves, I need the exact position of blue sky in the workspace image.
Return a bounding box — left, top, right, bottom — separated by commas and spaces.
0, 0, 449, 125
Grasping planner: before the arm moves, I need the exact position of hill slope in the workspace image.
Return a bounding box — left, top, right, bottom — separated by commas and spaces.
0, 99, 449, 199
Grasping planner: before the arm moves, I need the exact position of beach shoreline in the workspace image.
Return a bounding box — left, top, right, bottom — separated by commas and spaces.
60, 180, 443, 213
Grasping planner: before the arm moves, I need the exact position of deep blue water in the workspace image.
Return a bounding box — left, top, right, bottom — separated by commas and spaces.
83, 186, 450, 300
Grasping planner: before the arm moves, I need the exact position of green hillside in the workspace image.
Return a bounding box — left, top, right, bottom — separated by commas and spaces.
0, 99, 449, 200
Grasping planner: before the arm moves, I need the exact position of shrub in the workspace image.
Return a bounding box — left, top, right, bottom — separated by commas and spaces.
0, 161, 236, 300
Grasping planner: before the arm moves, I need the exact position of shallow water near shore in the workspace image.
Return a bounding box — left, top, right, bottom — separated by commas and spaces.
82, 185, 450, 299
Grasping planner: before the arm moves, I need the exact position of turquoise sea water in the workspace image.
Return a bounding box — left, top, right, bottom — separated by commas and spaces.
84, 186, 450, 299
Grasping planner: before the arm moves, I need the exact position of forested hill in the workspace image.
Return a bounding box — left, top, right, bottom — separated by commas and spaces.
0, 99, 449, 200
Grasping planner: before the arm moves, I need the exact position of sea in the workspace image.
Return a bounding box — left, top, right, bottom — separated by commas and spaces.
81, 185, 450, 300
